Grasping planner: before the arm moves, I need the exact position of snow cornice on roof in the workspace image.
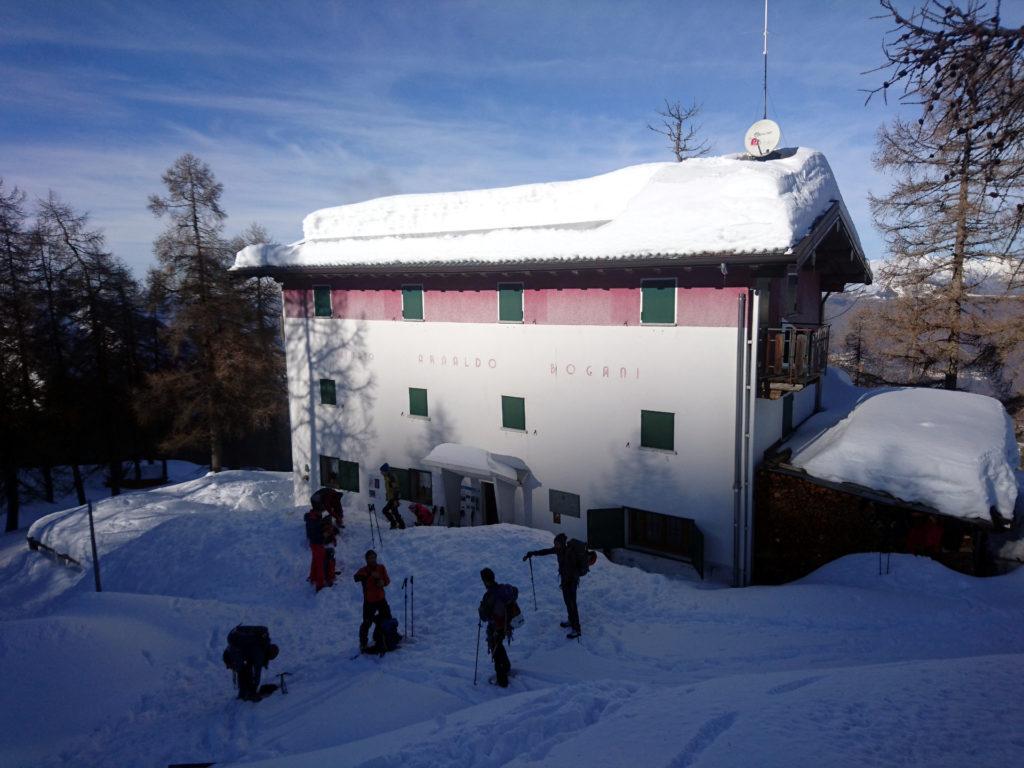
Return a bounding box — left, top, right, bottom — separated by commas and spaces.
232, 147, 868, 280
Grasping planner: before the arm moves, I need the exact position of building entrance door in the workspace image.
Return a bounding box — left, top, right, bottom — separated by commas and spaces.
481, 482, 499, 525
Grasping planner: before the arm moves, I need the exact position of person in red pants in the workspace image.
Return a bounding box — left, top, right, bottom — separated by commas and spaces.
304, 507, 328, 592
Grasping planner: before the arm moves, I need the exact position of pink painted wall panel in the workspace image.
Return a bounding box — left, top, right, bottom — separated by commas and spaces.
284, 288, 307, 317
676, 287, 744, 328
526, 287, 638, 326
285, 278, 744, 328
426, 289, 496, 323
333, 289, 402, 321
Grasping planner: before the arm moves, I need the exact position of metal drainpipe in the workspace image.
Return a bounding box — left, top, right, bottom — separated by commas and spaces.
742, 290, 762, 586
732, 293, 748, 588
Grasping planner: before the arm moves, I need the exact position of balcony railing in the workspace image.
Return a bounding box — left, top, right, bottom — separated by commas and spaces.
758, 324, 830, 397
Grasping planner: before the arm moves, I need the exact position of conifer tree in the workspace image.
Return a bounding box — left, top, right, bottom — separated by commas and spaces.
868, 0, 1024, 390
144, 155, 285, 471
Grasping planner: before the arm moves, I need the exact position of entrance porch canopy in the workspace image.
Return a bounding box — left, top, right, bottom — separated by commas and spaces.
421, 443, 530, 484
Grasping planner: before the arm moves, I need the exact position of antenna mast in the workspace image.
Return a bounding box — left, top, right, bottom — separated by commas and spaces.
762, 0, 769, 120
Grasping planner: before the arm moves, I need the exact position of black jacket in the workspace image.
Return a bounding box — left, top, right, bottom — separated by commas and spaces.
529, 538, 587, 584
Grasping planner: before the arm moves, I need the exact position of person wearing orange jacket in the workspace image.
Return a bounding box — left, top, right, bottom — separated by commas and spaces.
353, 549, 392, 651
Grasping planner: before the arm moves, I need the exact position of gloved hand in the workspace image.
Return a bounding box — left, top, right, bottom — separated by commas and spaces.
522, 552, 532, 561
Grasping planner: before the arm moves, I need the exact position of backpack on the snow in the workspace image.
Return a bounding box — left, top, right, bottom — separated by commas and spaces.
372, 616, 402, 652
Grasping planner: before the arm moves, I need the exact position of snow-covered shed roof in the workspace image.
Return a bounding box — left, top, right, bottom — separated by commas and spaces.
232, 147, 869, 277
780, 370, 1020, 524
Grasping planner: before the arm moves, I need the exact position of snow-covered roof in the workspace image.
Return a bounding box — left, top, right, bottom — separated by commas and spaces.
233, 147, 854, 271
782, 370, 1020, 523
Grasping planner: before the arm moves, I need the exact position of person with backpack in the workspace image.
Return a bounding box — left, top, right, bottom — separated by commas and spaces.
478, 568, 519, 688
379, 464, 406, 529
410, 502, 434, 526
222, 625, 279, 701
311, 486, 344, 529
523, 533, 594, 639
353, 549, 393, 652
304, 506, 330, 592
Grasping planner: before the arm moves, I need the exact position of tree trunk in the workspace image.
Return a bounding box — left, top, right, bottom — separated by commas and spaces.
42, 463, 54, 503
210, 424, 223, 473
945, 139, 973, 391
108, 458, 121, 497
3, 462, 19, 532
72, 463, 86, 505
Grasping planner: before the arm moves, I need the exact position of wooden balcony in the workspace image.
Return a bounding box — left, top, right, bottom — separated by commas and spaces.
758, 325, 830, 398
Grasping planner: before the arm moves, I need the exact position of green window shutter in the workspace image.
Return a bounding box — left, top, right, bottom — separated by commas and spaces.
402, 285, 423, 320
641, 279, 676, 324
313, 286, 332, 317
640, 410, 674, 451
338, 460, 359, 492
320, 455, 358, 492
319, 378, 337, 405
408, 387, 428, 417
395, 467, 412, 500
501, 395, 526, 431
498, 283, 524, 322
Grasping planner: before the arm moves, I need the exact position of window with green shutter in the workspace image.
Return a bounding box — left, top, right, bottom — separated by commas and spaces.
313, 285, 332, 317
641, 279, 676, 324
319, 378, 337, 405
498, 283, 524, 323
402, 285, 423, 320
319, 455, 359, 492
501, 395, 526, 431
408, 387, 428, 417
640, 410, 675, 451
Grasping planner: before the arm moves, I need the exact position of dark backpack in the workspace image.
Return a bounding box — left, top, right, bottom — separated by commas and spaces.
568, 539, 595, 577
224, 625, 279, 669
495, 583, 524, 636
373, 617, 402, 651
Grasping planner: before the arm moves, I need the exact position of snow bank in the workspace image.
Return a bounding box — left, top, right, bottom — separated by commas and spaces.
3, 470, 1023, 767
233, 148, 845, 269
785, 371, 1020, 522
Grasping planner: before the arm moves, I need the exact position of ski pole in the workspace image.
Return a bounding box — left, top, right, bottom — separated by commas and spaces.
403, 577, 408, 636
473, 621, 482, 685
528, 557, 537, 611
410, 575, 415, 637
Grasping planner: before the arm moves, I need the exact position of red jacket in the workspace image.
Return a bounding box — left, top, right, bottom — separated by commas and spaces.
354, 564, 390, 603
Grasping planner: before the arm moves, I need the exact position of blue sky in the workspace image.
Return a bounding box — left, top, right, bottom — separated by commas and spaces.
2, 0, 997, 277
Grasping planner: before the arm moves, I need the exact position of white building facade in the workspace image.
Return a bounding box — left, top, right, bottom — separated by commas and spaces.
235, 148, 870, 584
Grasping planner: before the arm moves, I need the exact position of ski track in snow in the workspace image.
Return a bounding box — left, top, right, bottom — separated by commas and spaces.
0, 469, 1022, 767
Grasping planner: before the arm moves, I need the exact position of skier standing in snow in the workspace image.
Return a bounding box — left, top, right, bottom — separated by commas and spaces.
354, 549, 392, 651
523, 533, 591, 639
478, 568, 514, 687
304, 506, 332, 592
378, 463, 406, 529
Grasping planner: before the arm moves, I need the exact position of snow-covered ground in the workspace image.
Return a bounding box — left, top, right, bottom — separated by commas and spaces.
2, 470, 1023, 767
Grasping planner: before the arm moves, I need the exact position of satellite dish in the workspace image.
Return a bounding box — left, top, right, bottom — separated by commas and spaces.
744, 119, 782, 157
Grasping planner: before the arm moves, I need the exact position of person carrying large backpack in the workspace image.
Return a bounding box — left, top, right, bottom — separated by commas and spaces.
222, 625, 279, 701
304, 507, 330, 592
478, 568, 520, 688
523, 533, 594, 639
